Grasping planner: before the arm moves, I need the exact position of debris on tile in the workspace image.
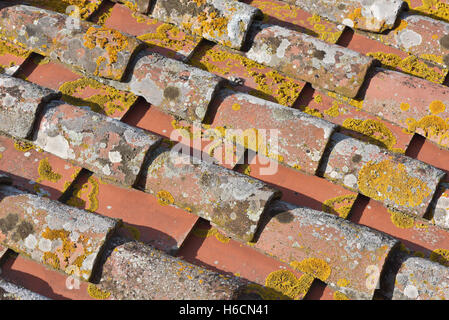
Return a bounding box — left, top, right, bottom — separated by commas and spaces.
0, 278, 51, 300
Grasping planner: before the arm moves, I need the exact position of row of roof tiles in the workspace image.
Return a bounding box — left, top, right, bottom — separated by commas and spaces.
0, 0, 446, 300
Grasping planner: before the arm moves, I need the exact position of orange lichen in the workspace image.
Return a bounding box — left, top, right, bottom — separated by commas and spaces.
290, 258, 331, 282
405, 115, 449, 146
358, 159, 431, 208
262, 270, 314, 300
156, 190, 175, 206
400, 102, 411, 111
429, 100, 446, 114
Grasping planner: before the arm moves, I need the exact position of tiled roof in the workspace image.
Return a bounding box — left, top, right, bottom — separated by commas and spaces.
0, 0, 448, 301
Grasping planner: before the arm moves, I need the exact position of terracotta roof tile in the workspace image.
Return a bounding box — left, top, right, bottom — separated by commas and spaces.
321, 132, 445, 217
0, 185, 119, 281
0, 74, 60, 139
142, 146, 280, 242
1, 0, 449, 301
274, 0, 404, 32
35, 101, 162, 187
246, 22, 375, 97
0, 278, 50, 300
254, 200, 399, 299
149, 0, 262, 50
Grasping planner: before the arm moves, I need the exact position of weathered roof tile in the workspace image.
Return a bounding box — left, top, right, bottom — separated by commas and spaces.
110, 0, 153, 13
35, 101, 162, 187
321, 132, 446, 217
0, 74, 60, 139
97, 237, 254, 300
0, 4, 143, 81
246, 22, 375, 97
254, 200, 400, 299
0, 278, 51, 300
0, 185, 119, 281
276, 0, 404, 32
391, 256, 449, 300
142, 147, 280, 242
211, 89, 337, 175
149, 0, 262, 50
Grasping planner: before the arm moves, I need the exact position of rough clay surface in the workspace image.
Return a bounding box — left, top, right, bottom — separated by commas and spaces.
246, 22, 375, 98
0, 185, 119, 281
35, 101, 162, 187
0, 74, 60, 139
150, 0, 262, 49
255, 200, 399, 300
143, 147, 280, 242
0, 278, 50, 300
321, 132, 446, 217
97, 237, 251, 300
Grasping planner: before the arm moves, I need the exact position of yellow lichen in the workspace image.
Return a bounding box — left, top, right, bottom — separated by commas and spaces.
367, 52, 448, 84
342, 118, 397, 150
263, 270, 314, 300
290, 258, 331, 282
25, 0, 101, 20
0, 38, 30, 58
192, 226, 230, 243
400, 102, 411, 111
429, 100, 446, 114
232, 103, 241, 111
322, 194, 357, 219
122, 223, 141, 241
407, 0, 449, 23
333, 291, 350, 300
87, 283, 111, 300
429, 248, 449, 267
358, 159, 431, 208
59, 77, 137, 117
337, 278, 350, 287
405, 115, 449, 146
156, 190, 175, 206
323, 101, 341, 118
65, 176, 99, 212
390, 210, 415, 229
37, 158, 62, 183
13, 139, 35, 152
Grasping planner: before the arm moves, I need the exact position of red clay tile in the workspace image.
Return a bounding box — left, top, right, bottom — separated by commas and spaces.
255, 200, 399, 299
1, 254, 96, 300
347, 31, 448, 84
25, 0, 103, 20
413, 135, 449, 180
211, 89, 337, 175
0, 135, 81, 200
110, 0, 152, 13
177, 219, 314, 300
189, 43, 306, 107
363, 68, 449, 149
127, 50, 223, 122
351, 198, 449, 259
365, 12, 449, 67
64, 172, 199, 254
0, 4, 142, 81
35, 102, 162, 187
0, 74, 60, 139
0, 40, 31, 76
246, 22, 375, 98
391, 256, 449, 300
322, 132, 445, 217
271, 0, 403, 32
301, 88, 413, 153
243, 0, 345, 43
149, 0, 262, 50
104, 3, 202, 61
97, 237, 252, 300
143, 146, 280, 242
0, 185, 118, 281
244, 153, 358, 218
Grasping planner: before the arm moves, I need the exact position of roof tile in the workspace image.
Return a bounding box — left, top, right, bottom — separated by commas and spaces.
0, 74, 60, 139
110, 0, 152, 13
142, 147, 280, 242
127, 50, 224, 122
321, 132, 446, 217
246, 22, 375, 97
363, 12, 449, 67
149, 0, 262, 50
0, 4, 142, 81
35, 101, 162, 187
254, 200, 399, 299
391, 256, 449, 300
211, 89, 337, 174
0, 278, 50, 300
97, 237, 253, 299
0, 185, 118, 281
275, 0, 404, 32
363, 68, 449, 149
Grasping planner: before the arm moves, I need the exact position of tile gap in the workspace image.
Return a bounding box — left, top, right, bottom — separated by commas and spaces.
346, 193, 370, 224
403, 133, 426, 158
87, 0, 115, 24
58, 168, 92, 204
12, 52, 42, 80
335, 27, 353, 48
